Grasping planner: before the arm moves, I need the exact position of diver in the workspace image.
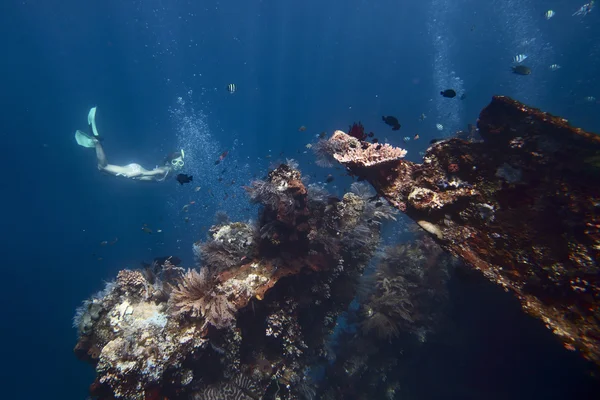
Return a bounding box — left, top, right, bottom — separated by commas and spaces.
75, 107, 185, 182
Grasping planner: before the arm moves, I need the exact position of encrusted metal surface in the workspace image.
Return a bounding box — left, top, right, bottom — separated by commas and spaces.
329, 96, 600, 365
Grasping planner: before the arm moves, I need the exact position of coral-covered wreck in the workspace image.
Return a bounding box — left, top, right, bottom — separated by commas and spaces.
73, 96, 600, 400
324, 96, 600, 366
73, 164, 397, 399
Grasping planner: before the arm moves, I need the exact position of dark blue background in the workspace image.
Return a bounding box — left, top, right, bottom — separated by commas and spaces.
0, 0, 598, 398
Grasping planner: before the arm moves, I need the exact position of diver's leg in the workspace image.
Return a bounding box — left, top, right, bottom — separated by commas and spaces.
94, 141, 108, 169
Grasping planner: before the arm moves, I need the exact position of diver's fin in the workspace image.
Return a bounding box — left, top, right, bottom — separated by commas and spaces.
75, 129, 97, 148
88, 106, 99, 137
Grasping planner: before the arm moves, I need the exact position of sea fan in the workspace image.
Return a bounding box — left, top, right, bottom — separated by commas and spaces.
349, 182, 374, 199
307, 183, 330, 205
312, 139, 340, 168
361, 309, 401, 341
245, 179, 280, 208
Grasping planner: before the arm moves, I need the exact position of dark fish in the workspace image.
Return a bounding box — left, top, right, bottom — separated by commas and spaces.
460, 93, 467, 100
176, 173, 193, 185
325, 174, 335, 183
368, 132, 374, 138
227, 83, 236, 93
440, 89, 457, 98
318, 131, 327, 139
382, 116, 401, 131
512, 65, 531, 75
327, 196, 341, 205
372, 138, 378, 143
430, 138, 442, 144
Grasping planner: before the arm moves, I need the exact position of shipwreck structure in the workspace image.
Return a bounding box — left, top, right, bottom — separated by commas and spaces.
325, 96, 600, 365
73, 96, 600, 400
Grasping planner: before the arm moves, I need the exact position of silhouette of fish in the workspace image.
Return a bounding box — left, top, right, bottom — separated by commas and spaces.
440, 89, 457, 98
176, 173, 193, 185
382, 115, 401, 131
511, 65, 531, 75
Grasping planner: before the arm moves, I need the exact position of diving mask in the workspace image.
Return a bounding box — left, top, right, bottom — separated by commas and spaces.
171, 149, 185, 170
171, 157, 184, 169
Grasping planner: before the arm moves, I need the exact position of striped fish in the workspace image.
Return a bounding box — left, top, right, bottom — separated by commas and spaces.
227, 83, 236, 94
513, 54, 528, 63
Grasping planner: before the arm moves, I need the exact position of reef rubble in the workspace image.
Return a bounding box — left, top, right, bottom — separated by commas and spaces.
326, 96, 600, 365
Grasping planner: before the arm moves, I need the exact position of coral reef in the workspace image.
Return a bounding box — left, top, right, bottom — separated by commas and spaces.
325, 96, 600, 365
320, 237, 454, 399
74, 163, 391, 399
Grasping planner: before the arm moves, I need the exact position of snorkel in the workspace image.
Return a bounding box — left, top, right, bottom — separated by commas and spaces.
169, 149, 185, 171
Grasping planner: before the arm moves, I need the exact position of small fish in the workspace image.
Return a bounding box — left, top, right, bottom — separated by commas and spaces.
430, 138, 442, 144
325, 174, 335, 183
545, 10, 556, 20
305, 143, 312, 149
184, 217, 190, 223
367, 132, 375, 138
382, 115, 401, 131
176, 173, 193, 185
214, 150, 229, 165
513, 54, 528, 63
460, 93, 467, 100
573, 2, 594, 17
156, 229, 163, 233
298, 125, 307, 132
549, 64, 561, 71
194, 186, 201, 192
440, 89, 456, 98
142, 225, 153, 234
414, 134, 420, 140
436, 123, 444, 131
585, 96, 597, 102
100, 240, 108, 246
511, 65, 532, 75
317, 131, 327, 139
403, 136, 411, 143
227, 83, 236, 94
109, 238, 119, 245
419, 113, 427, 121
182, 204, 190, 212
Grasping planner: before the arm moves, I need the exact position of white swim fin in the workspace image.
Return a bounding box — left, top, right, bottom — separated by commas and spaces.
88, 106, 99, 136
75, 130, 97, 148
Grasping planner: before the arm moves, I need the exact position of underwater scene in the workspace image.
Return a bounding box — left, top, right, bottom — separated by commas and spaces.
3, 0, 600, 399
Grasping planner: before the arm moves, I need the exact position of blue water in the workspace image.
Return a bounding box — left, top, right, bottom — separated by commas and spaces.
1, 0, 598, 398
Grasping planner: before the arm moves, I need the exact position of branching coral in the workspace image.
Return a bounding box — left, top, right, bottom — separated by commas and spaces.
329, 130, 407, 167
